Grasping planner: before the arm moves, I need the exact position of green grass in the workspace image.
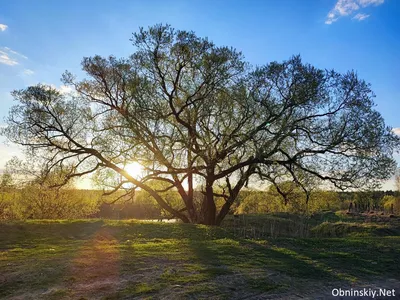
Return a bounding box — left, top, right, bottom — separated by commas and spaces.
221, 211, 400, 238
1, 217, 399, 299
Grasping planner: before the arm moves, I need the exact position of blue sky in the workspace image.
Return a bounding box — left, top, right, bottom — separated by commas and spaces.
0, 0, 399, 189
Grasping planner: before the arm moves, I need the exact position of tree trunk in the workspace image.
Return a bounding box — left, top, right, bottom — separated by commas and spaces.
216, 200, 232, 226
203, 181, 216, 225
186, 144, 197, 223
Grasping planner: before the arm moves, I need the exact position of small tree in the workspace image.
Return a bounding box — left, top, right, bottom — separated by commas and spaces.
2, 24, 398, 225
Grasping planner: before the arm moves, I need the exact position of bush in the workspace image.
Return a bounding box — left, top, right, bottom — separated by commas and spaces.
0, 187, 99, 220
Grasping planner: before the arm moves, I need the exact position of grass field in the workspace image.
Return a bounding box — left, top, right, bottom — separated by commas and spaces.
1, 214, 400, 299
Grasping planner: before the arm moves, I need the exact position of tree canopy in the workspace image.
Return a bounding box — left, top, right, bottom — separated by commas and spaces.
2, 24, 398, 225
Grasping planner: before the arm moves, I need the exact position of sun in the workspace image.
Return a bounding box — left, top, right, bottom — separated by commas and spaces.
124, 162, 144, 178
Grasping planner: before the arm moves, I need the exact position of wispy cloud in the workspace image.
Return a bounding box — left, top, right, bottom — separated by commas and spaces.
0, 51, 18, 66
358, 0, 384, 5
325, 0, 384, 24
3, 47, 28, 60
392, 128, 400, 136
0, 47, 28, 66
353, 13, 370, 20
0, 24, 7, 31
22, 69, 34, 76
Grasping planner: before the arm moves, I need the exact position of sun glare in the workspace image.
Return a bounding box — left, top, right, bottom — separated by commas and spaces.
124, 162, 144, 178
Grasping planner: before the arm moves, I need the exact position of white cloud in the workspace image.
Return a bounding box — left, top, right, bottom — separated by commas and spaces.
59, 85, 73, 94
392, 128, 400, 136
336, 0, 360, 16
0, 51, 18, 66
0, 47, 28, 66
0, 24, 7, 31
22, 69, 34, 76
353, 13, 370, 20
325, 0, 384, 24
42, 83, 73, 95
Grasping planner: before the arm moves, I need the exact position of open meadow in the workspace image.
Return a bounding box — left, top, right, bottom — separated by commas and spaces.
1, 212, 400, 299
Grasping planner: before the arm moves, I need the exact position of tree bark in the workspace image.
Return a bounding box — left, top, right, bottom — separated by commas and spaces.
203, 180, 216, 225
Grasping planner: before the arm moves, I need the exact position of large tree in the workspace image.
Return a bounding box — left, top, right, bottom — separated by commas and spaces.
2, 24, 398, 225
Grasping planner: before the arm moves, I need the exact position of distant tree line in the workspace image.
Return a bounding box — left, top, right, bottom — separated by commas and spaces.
1, 169, 399, 220
1, 157, 399, 220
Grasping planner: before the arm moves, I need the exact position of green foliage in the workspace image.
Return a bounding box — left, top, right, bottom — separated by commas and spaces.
0, 172, 17, 219
0, 188, 100, 220
20, 187, 99, 219
0, 159, 100, 220
236, 191, 284, 214
308, 191, 341, 212
236, 187, 341, 215
382, 195, 400, 214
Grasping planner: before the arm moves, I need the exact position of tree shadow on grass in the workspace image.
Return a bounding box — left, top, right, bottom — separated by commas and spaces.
267, 237, 400, 282
0, 219, 105, 250
183, 232, 344, 298
241, 239, 338, 280
111, 223, 400, 298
